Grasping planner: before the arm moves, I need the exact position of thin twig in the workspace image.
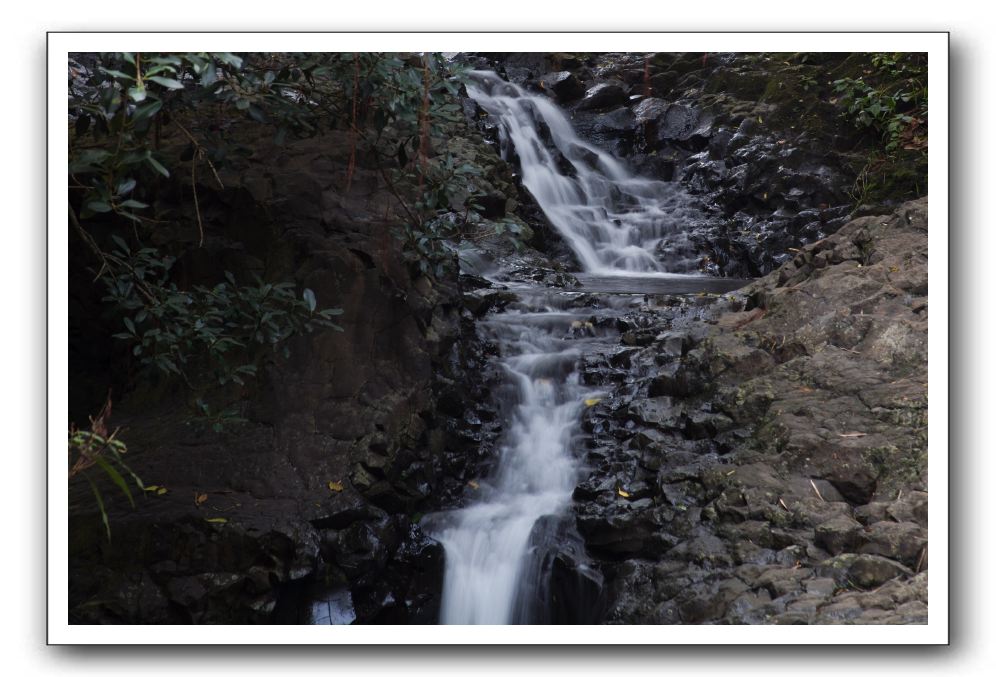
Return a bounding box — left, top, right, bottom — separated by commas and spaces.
175, 120, 224, 186
190, 152, 204, 248
376, 164, 419, 227
70, 206, 161, 304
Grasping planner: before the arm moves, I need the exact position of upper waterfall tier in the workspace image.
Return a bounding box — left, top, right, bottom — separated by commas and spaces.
466, 70, 705, 276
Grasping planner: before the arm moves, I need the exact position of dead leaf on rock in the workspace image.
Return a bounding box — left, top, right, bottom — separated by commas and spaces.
838, 432, 867, 438
328, 480, 344, 492
195, 493, 208, 506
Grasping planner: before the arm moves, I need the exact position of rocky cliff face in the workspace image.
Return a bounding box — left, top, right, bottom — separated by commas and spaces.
68, 121, 510, 623
571, 199, 928, 624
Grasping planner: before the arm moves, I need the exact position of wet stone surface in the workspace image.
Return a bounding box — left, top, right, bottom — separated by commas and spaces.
560, 201, 928, 624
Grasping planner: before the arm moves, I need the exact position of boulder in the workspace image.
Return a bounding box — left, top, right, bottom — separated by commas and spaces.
576, 82, 630, 111
538, 71, 585, 102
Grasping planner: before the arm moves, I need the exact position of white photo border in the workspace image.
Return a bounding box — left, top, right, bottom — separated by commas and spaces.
48, 31, 949, 645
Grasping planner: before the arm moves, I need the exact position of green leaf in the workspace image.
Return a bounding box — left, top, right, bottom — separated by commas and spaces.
110, 234, 130, 254
123, 316, 136, 334
127, 84, 147, 103
303, 288, 317, 312
132, 98, 163, 123
99, 67, 134, 81
85, 200, 112, 213
116, 178, 137, 196
86, 476, 111, 541
94, 455, 135, 507
119, 199, 148, 209
145, 154, 170, 178
214, 53, 243, 68
146, 76, 184, 90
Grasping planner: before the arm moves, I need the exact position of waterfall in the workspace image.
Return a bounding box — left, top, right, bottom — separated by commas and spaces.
427, 296, 606, 624
466, 70, 702, 276
424, 70, 707, 625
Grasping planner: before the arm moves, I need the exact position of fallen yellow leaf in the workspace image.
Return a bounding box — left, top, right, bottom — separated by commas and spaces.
584, 398, 601, 407
617, 488, 631, 498
204, 517, 228, 524
468, 480, 480, 490
194, 493, 208, 506
328, 480, 344, 492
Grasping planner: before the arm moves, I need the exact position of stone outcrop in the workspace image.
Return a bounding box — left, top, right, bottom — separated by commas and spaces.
68, 122, 508, 623
570, 199, 928, 624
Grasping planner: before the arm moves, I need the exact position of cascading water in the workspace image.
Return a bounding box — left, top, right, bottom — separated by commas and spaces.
429, 299, 602, 624
424, 70, 716, 625
466, 70, 706, 276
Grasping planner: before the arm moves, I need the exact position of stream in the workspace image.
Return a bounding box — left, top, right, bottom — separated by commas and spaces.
421, 71, 744, 624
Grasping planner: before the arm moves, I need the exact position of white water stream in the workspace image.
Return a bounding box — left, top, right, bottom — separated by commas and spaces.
426, 70, 706, 624
431, 304, 597, 623
465, 70, 704, 275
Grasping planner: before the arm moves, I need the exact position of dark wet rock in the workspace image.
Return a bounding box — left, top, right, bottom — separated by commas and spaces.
566, 200, 928, 625
514, 515, 605, 623
669, 531, 732, 567
820, 553, 913, 589
627, 396, 679, 427
756, 566, 812, 599
675, 578, 748, 623
608, 347, 641, 369
859, 521, 927, 568
684, 410, 734, 439
576, 82, 629, 111
805, 577, 837, 597
575, 501, 677, 558
814, 516, 865, 555
538, 71, 585, 102
648, 360, 707, 397
354, 522, 445, 623
886, 491, 929, 527
620, 330, 656, 347
656, 331, 691, 360
462, 288, 519, 316
647, 103, 715, 149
